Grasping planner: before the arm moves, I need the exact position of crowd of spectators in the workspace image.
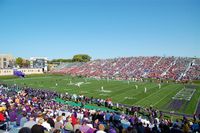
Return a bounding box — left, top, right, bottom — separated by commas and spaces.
0, 84, 200, 133
51, 56, 200, 81
182, 58, 200, 80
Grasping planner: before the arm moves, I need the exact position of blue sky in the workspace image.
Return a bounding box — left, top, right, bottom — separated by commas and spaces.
0, 0, 199, 59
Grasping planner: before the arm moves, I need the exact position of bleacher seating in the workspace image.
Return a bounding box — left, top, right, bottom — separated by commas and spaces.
51, 56, 200, 81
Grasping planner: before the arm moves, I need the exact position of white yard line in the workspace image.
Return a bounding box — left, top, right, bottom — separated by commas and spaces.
64, 89, 72, 91
117, 85, 157, 103
173, 88, 196, 101
134, 84, 172, 105
153, 87, 180, 106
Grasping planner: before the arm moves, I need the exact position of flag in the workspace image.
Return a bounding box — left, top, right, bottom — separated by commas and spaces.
13, 70, 25, 77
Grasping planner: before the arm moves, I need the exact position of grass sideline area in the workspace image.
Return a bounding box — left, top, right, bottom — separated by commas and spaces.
0, 74, 200, 115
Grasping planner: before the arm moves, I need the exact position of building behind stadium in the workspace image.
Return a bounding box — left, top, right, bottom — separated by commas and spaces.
0, 54, 48, 76
0, 54, 14, 69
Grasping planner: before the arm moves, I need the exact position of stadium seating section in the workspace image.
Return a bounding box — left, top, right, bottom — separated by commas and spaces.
51, 56, 200, 81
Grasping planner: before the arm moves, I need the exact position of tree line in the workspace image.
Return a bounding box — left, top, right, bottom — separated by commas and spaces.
15, 54, 91, 67
49, 54, 91, 64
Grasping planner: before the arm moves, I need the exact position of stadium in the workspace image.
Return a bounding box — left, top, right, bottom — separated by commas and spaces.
0, 0, 200, 133
0, 55, 200, 133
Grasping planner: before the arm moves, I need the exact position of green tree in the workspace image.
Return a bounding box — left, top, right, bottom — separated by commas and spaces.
15, 57, 30, 68
72, 54, 91, 62
23, 60, 30, 67
49, 59, 73, 64
15, 57, 23, 67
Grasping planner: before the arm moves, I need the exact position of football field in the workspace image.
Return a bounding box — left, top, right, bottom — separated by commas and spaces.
1, 74, 200, 115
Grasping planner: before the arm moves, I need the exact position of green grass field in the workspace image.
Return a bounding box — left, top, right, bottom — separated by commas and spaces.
1, 74, 200, 115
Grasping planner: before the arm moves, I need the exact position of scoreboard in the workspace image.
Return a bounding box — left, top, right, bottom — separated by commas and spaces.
30, 57, 48, 72
33, 59, 45, 68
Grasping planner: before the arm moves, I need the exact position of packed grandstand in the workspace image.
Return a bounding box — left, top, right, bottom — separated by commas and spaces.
51, 56, 200, 81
